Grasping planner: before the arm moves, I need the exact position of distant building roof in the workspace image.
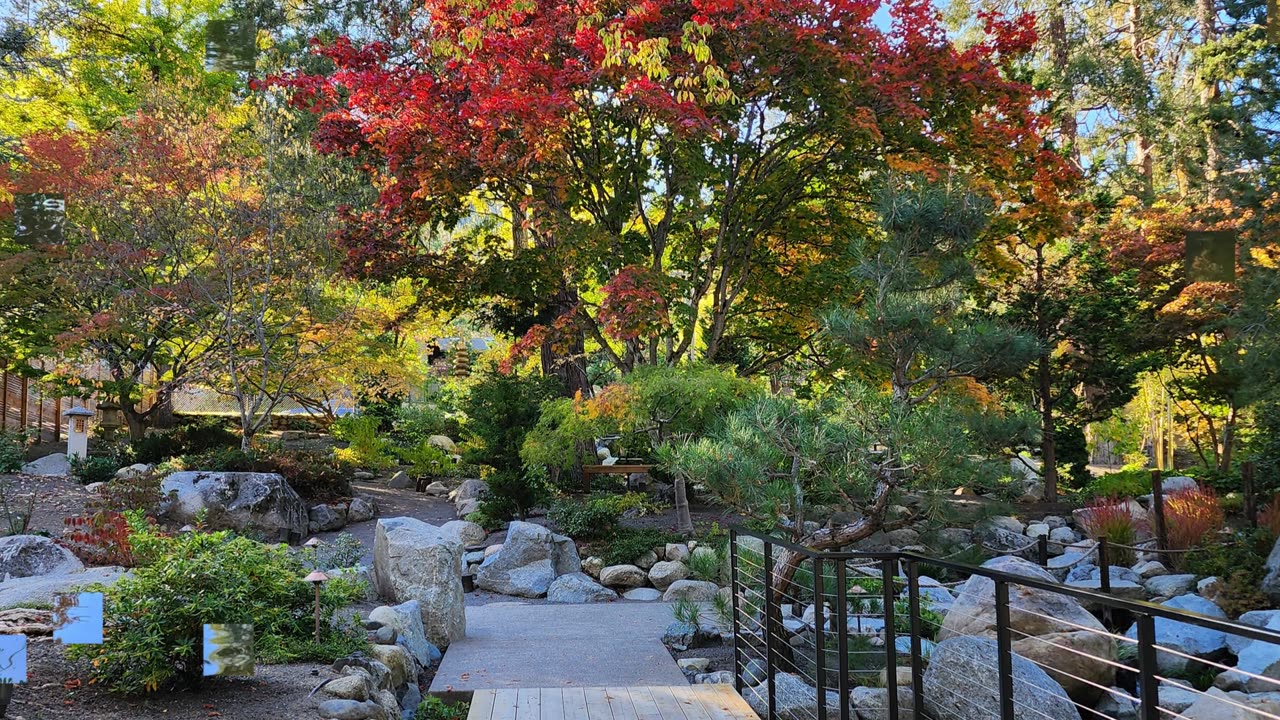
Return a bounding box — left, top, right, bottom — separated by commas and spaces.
436, 337, 495, 352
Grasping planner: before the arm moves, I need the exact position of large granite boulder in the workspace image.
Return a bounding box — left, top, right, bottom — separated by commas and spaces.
1213, 613, 1280, 692
1183, 688, 1280, 720
371, 517, 465, 647
439, 520, 488, 547
450, 479, 489, 516
1124, 594, 1229, 675
924, 636, 1081, 720
476, 521, 580, 598
308, 503, 347, 533
0, 535, 84, 580
160, 471, 307, 542
940, 556, 1115, 703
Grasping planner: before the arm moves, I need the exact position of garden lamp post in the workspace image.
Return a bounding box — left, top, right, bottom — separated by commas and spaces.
63, 406, 94, 461
304, 570, 328, 643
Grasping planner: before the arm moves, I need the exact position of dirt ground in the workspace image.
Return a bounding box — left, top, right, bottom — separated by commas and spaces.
0, 474, 95, 537
8, 637, 333, 720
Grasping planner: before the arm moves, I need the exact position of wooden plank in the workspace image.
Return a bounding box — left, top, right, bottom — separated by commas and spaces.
647, 687, 692, 720
517, 688, 543, 720
563, 687, 591, 720
625, 687, 666, 720
668, 686, 714, 720
542, 688, 567, 720
469, 690, 499, 720
604, 688, 637, 720
696, 685, 759, 720
492, 689, 521, 720
584, 687, 616, 720
582, 464, 656, 476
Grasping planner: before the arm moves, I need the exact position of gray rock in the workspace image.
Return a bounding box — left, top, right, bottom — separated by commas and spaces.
21, 453, 69, 476
1094, 689, 1138, 720
0, 565, 125, 607
372, 626, 397, 645
678, 657, 710, 673
310, 504, 347, 533
1049, 527, 1079, 545
387, 471, 413, 489
316, 698, 383, 720
1158, 682, 1203, 714
663, 579, 720, 602
0, 535, 84, 580
547, 572, 618, 603
114, 463, 153, 480
942, 556, 1115, 702
745, 672, 842, 720
160, 471, 308, 542
1043, 516, 1067, 530
623, 588, 662, 601
439, 520, 487, 547
368, 600, 441, 667
1181, 687, 1280, 720
323, 674, 370, 701
428, 435, 456, 452
1230, 611, 1280, 654
634, 550, 658, 571
423, 482, 448, 496
852, 686, 915, 720
1124, 594, 1229, 675
741, 658, 768, 687
456, 498, 480, 517
936, 528, 973, 548
1263, 536, 1280, 604
348, 496, 377, 523
648, 560, 689, 591
1145, 574, 1198, 597
367, 643, 414, 688
1162, 476, 1199, 493
353, 471, 374, 480
695, 671, 734, 685
981, 515, 1027, 535
1066, 578, 1147, 603
400, 684, 422, 720
450, 478, 488, 505
1134, 560, 1170, 579
665, 544, 690, 563
975, 526, 1036, 556
924, 636, 1080, 720
371, 518, 465, 647
477, 521, 580, 597
599, 564, 648, 589
1214, 614, 1280, 692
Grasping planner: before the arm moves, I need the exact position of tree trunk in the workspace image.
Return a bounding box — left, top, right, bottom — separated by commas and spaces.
121, 396, 149, 441
1129, 2, 1154, 197
673, 477, 694, 535
1038, 356, 1059, 500
1196, 0, 1223, 199
1045, 6, 1079, 167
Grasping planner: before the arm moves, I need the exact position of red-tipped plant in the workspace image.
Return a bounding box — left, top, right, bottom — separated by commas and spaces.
1163, 485, 1225, 552
1079, 496, 1146, 565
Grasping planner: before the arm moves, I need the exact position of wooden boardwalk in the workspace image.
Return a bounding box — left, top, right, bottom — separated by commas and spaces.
469, 686, 759, 720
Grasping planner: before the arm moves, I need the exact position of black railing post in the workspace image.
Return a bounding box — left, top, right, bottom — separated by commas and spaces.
835, 560, 851, 720
994, 579, 1016, 720
907, 561, 925, 720
764, 540, 777, 720
1037, 535, 1049, 566
730, 527, 743, 692
882, 558, 899, 720
1136, 614, 1161, 720
1098, 538, 1111, 594
813, 557, 827, 720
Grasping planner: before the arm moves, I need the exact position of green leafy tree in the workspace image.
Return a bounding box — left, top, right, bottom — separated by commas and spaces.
461, 367, 560, 519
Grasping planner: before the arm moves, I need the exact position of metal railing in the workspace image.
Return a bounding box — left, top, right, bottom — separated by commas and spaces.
728, 524, 1280, 720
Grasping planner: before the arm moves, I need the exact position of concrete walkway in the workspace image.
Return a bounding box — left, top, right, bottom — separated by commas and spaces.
430, 602, 688, 695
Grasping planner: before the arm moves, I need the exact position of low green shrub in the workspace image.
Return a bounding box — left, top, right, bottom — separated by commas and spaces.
130, 419, 239, 464
333, 414, 396, 470
1183, 527, 1274, 616
392, 403, 463, 449
478, 469, 549, 521
416, 696, 470, 720
596, 526, 681, 565
67, 516, 367, 694
180, 448, 352, 499
0, 430, 27, 472
1086, 467, 1155, 498
397, 441, 454, 480
301, 531, 365, 570
70, 455, 120, 485
687, 545, 723, 583
547, 492, 653, 539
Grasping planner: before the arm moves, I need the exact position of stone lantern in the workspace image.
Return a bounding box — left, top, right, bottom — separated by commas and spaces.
64, 406, 94, 460
96, 400, 124, 440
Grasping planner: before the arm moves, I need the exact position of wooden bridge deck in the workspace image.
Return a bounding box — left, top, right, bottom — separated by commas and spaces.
469, 686, 759, 720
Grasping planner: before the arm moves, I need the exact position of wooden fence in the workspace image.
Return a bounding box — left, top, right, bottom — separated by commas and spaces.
1, 362, 99, 445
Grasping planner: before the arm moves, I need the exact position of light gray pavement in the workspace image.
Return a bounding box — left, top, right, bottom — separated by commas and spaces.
429, 601, 688, 695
